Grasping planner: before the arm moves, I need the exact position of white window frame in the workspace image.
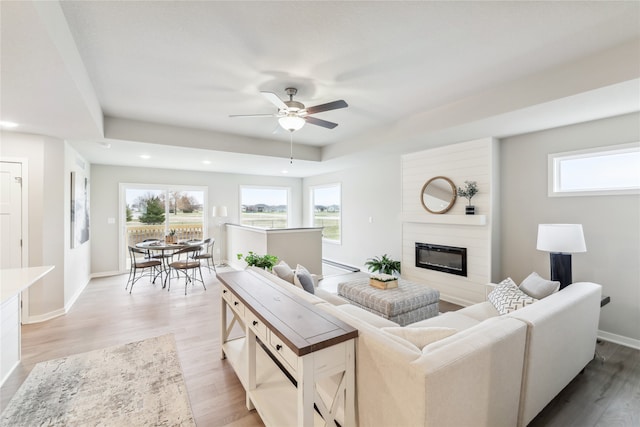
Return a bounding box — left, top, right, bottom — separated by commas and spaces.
239, 185, 291, 229
310, 183, 342, 244
548, 142, 640, 197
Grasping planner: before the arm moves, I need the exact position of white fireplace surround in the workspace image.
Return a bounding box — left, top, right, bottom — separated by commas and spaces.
401, 137, 500, 306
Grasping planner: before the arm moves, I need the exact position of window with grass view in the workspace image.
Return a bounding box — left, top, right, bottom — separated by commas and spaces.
240, 186, 289, 229
122, 184, 206, 267
549, 143, 640, 196
312, 184, 341, 243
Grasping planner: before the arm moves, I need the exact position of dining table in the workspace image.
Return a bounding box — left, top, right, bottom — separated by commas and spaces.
135, 240, 204, 286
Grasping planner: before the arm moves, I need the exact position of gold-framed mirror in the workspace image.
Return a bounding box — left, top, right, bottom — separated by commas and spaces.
420, 176, 457, 214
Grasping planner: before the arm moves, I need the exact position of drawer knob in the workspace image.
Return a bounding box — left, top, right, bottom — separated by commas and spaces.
276, 344, 282, 351
252, 320, 258, 326
223, 289, 227, 293
234, 301, 239, 306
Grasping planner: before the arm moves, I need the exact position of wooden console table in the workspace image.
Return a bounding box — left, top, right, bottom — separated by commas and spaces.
218, 270, 358, 427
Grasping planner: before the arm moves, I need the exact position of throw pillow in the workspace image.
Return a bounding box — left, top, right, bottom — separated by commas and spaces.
273, 260, 295, 284
488, 278, 537, 315
381, 327, 457, 350
294, 264, 315, 294
519, 272, 560, 300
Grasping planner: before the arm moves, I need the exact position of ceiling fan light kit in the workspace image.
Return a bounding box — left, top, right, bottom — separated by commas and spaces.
279, 114, 305, 132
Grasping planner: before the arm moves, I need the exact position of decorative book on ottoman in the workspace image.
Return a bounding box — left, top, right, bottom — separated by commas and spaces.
369, 274, 398, 289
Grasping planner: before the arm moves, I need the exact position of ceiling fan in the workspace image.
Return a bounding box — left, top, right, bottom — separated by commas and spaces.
230, 87, 348, 132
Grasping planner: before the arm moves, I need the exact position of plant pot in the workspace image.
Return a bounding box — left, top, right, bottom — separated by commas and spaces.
465, 205, 476, 215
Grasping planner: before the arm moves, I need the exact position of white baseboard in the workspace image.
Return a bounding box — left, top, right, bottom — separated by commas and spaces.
23, 307, 66, 324
597, 330, 640, 350
64, 278, 90, 313
91, 270, 126, 278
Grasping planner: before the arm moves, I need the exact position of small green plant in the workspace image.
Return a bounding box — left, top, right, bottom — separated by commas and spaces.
365, 254, 401, 276
237, 251, 279, 271
457, 181, 478, 206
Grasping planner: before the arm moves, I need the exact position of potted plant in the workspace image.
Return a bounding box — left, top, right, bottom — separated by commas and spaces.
165, 229, 177, 244
364, 254, 401, 276
237, 251, 279, 271
457, 180, 479, 215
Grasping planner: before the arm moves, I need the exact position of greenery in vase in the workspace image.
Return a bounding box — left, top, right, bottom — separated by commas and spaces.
365, 254, 401, 276
457, 180, 478, 206
237, 251, 279, 271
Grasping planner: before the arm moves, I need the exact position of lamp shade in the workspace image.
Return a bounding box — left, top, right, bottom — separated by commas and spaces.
212, 206, 228, 218
278, 115, 305, 132
536, 224, 586, 254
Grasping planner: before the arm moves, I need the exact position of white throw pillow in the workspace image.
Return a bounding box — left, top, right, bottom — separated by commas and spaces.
488, 277, 537, 315
381, 327, 457, 350
519, 272, 560, 299
272, 260, 295, 284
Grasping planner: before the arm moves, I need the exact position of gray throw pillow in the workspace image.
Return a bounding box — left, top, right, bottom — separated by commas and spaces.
294, 264, 315, 294
519, 272, 560, 299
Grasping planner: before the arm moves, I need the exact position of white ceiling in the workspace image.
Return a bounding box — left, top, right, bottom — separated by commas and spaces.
1, 1, 639, 177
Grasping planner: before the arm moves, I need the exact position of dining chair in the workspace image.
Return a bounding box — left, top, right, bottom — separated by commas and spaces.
190, 238, 216, 273
167, 246, 206, 295
126, 246, 163, 293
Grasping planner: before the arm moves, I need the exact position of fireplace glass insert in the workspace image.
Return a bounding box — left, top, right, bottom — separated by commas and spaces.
415, 243, 467, 277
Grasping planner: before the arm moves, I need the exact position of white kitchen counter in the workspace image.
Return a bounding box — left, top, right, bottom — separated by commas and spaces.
1, 265, 54, 385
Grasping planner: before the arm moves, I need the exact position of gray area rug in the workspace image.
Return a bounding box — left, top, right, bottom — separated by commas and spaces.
0, 334, 195, 426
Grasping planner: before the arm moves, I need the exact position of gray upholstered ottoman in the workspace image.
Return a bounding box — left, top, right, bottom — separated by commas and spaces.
337, 278, 439, 326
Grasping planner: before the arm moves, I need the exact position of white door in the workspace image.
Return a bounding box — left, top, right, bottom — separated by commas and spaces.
0, 161, 22, 269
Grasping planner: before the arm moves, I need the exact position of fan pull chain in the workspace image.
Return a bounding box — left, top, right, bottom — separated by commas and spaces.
289, 131, 294, 164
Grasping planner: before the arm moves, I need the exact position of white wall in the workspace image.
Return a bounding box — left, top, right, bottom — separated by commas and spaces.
0, 132, 66, 320
63, 143, 91, 312
501, 113, 640, 348
302, 157, 402, 271
89, 164, 303, 274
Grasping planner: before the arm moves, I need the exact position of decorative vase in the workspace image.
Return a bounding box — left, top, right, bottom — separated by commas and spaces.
465, 205, 475, 215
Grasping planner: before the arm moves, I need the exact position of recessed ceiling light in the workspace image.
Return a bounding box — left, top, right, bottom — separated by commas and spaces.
139, 154, 150, 160
0, 121, 19, 129
98, 142, 111, 149
202, 160, 211, 165
281, 170, 289, 174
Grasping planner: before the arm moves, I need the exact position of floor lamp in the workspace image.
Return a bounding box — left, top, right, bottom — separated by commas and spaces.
536, 224, 587, 289
212, 206, 228, 266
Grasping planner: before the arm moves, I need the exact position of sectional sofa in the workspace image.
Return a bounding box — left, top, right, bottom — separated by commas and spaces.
241, 266, 602, 427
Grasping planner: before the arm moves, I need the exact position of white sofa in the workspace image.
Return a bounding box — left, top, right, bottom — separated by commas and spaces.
244, 267, 602, 427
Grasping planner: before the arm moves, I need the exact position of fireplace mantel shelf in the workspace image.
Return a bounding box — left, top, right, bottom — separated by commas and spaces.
403, 213, 487, 226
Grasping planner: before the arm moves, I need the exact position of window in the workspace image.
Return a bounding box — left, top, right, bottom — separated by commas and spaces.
311, 184, 341, 243
121, 184, 207, 268
549, 143, 640, 197
240, 186, 290, 229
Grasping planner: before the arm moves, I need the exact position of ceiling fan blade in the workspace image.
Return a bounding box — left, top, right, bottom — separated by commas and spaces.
229, 113, 276, 118
305, 116, 339, 129
305, 100, 348, 115
261, 91, 288, 110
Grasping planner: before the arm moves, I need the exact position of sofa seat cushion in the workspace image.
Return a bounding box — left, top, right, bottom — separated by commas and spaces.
382, 326, 457, 350
335, 304, 400, 328
457, 301, 500, 322
314, 288, 349, 305
409, 311, 481, 331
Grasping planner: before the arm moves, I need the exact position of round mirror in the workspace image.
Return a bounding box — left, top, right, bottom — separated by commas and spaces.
420, 176, 457, 214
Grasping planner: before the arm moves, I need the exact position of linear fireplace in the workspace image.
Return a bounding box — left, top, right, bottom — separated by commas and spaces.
415, 243, 467, 277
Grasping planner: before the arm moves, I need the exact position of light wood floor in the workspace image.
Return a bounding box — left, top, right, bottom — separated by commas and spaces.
1, 269, 638, 426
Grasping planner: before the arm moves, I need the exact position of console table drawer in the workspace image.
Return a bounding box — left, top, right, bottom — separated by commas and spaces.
230, 295, 245, 319
221, 285, 232, 303
269, 331, 297, 373
246, 311, 267, 342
